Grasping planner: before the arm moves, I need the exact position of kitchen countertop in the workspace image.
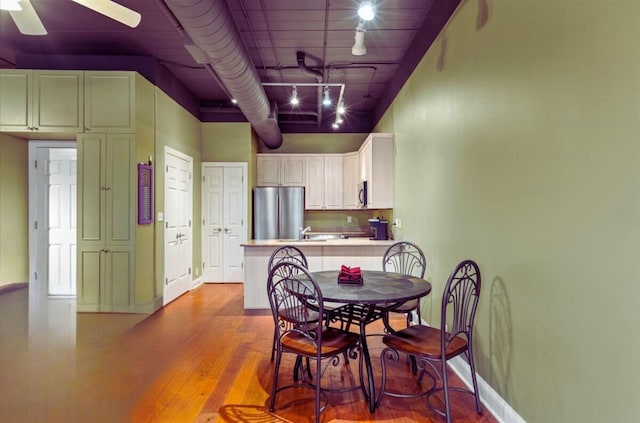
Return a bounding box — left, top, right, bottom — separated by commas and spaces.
242, 238, 396, 247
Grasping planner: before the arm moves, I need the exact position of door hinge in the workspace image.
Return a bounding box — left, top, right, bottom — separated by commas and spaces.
34, 160, 38, 169
189, 220, 191, 227
202, 175, 205, 182
165, 277, 168, 285
202, 261, 205, 269
202, 219, 205, 225
165, 222, 168, 228
189, 267, 191, 275
166, 165, 169, 172
34, 221, 38, 230
34, 271, 38, 280
241, 262, 244, 269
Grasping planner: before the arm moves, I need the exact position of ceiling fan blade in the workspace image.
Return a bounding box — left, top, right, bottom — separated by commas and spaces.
71, 0, 141, 28
8, 0, 47, 36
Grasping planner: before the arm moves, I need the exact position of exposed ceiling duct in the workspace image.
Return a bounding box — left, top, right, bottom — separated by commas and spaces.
162, 0, 282, 149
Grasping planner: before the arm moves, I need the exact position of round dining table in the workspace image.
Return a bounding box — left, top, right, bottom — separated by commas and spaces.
309, 269, 432, 413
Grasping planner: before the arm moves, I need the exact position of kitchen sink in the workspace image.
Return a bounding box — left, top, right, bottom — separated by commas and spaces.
304, 233, 342, 241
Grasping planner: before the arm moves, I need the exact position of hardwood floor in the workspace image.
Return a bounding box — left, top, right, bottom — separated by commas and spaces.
0, 283, 498, 423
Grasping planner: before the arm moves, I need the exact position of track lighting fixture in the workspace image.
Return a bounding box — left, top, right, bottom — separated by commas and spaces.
290, 86, 299, 106
337, 101, 346, 115
322, 86, 332, 107
352, 26, 367, 56
357, 1, 376, 21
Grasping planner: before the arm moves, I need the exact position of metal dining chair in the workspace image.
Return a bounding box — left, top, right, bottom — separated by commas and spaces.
267, 245, 314, 362
382, 241, 427, 328
267, 261, 362, 422
376, 259, 483, 423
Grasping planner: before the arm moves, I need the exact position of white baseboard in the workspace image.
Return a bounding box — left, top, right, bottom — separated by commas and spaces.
449, 356, 525, 423
191, 276, 204, 290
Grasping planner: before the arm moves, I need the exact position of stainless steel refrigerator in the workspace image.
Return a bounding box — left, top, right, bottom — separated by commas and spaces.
253, 186, 305, 240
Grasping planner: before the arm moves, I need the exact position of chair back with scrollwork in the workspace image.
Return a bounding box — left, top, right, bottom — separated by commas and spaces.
382, 241, 426, 278
441, 259, 481, 356
268, 245, 308, 273
267, 261, 323, 353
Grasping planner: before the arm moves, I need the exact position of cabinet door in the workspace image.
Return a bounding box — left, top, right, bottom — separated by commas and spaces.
78, 133, 105, 246
104, 247, 133, 307
343, 152, 359, 209
84, 71, 135, 133
33, 71, 83, 132
305, 156, 324, 209
281, 156, 305, 186
0, 70, 31, 131
104, 134, 135, 245
324, 156, 343, 209
77, 249, 102, 306
256, 156, 281, 185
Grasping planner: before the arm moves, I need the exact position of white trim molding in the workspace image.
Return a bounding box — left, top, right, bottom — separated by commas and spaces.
449, 356, 526, 423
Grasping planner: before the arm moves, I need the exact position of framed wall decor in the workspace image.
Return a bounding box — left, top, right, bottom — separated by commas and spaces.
138, 163, 153, 224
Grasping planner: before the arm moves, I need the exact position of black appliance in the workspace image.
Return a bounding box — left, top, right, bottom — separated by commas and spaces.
368, 218, 389, 240
358, 180, 368, 208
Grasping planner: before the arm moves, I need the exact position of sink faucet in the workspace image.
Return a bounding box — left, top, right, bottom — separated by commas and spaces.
299, 226, 311, 240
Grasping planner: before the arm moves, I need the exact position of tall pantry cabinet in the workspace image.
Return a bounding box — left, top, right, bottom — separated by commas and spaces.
77, 72, 156, 312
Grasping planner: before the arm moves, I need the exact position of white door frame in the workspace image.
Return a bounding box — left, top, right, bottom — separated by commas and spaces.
163, 146, 193, 305
28, 140, 77, 295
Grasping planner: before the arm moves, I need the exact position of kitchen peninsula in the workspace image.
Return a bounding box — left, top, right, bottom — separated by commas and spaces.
242, 238, 395, 309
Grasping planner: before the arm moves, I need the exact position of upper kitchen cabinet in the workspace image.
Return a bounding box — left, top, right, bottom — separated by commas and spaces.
343, 152, 360, 209
305, 155, 344, 210
0, 70, 83, 133
359, 133, 394, 209
84, 71, 136, 133
256, 154, 305, 186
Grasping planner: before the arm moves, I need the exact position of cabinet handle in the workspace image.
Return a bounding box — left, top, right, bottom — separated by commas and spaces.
224, 228, 231, 234
212, 227, 222, 234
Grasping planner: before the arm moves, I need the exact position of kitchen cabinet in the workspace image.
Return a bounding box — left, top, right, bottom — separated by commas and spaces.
343, 152, 360, 209
76, 133, 135, 311
256, 154, 305, 186
0, 70, 83, 133
359, 133, 394, 209
305, 155, 343, 210
84, 71, 136, 133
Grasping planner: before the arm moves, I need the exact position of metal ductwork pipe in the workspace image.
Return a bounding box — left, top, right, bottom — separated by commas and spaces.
162, 0, 282, 149
296, 51, 323, 81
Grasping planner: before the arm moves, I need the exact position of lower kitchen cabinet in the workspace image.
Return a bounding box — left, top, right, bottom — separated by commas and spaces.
77, 247, 134, 311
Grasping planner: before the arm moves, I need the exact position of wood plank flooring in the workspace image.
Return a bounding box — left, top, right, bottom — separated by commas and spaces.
0, 283, 499, 423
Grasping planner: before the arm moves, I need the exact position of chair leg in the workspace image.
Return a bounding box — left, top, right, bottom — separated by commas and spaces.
315, 355, 322, 423
468, 348, 483, 414
441, 360, 452, 423
271, 327, 277, 362
269, 349, 283, 412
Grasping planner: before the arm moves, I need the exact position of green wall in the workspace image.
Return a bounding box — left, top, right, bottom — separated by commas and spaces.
0, 134, 28, 287
154, 89, 202, 296
376, 1, 640, 421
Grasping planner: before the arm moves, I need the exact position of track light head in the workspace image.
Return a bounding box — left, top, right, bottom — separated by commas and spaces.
290, 86, 299, 106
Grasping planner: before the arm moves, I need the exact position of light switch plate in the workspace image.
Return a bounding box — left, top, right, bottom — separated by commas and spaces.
157, 212, 164, 222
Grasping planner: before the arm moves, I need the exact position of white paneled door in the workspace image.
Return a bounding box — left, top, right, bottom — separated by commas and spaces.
202, 163, 246, 282
164, 148, 193, 305
32, 145, 77, 296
